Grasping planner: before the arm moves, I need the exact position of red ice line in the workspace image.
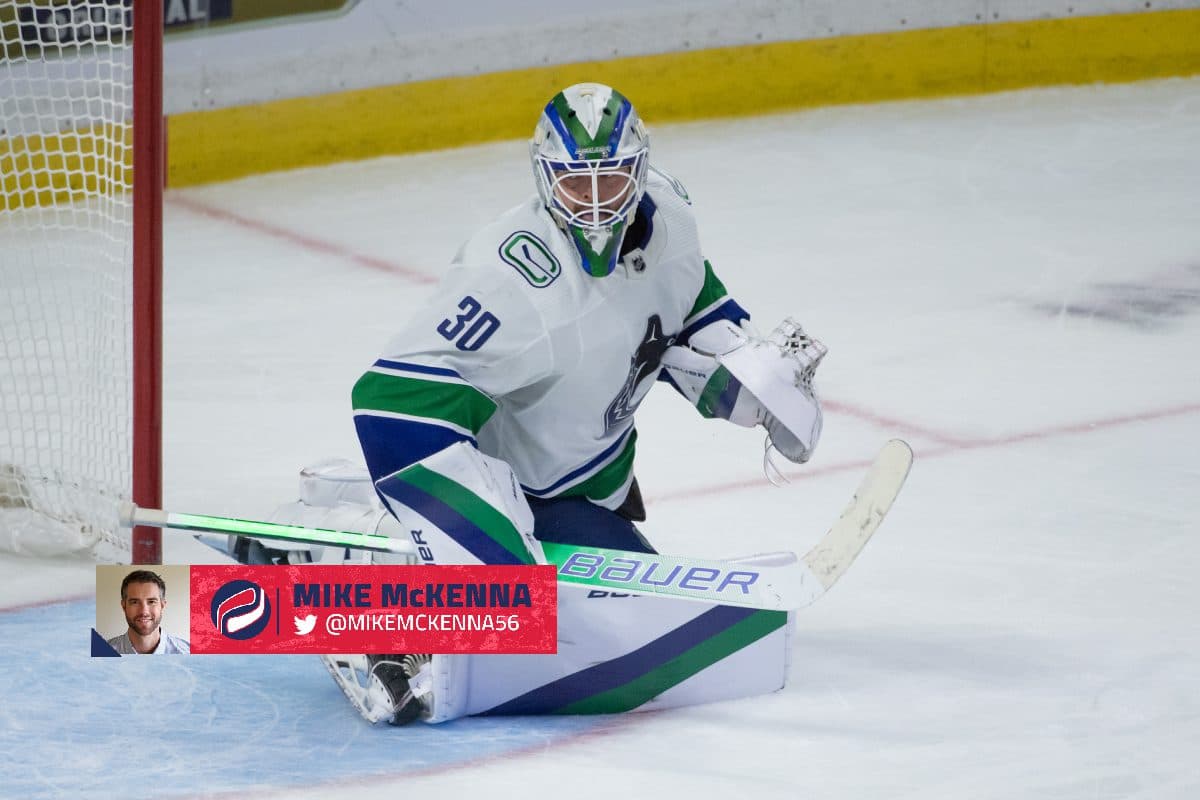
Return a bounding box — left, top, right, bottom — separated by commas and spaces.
0, 592, 92, 614
651, 400, 1200, 504
167, 194, 437, 285
821, 399, 973, 446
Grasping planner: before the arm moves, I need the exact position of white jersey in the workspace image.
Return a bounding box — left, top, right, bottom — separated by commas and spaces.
352, 169, 746, 508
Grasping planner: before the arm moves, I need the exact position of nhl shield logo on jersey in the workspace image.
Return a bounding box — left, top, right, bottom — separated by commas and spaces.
210, 579, 272, 640
604, 315, 676, 431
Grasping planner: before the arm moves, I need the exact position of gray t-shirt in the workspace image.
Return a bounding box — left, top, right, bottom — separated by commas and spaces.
106, 631, 190, 655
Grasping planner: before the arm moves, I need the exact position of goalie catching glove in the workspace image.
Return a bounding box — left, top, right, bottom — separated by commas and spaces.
661, 317, 826, 463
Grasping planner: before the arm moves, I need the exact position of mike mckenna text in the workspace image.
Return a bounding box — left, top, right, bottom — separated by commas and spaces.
292, 581, 532, 609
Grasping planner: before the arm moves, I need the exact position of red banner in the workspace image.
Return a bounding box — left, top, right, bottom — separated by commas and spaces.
189, 564, 557, 654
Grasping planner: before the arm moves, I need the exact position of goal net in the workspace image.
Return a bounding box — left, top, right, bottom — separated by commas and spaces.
0, 0, 160, 561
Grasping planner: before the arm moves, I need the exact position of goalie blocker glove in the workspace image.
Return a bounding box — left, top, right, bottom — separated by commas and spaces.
661, 317, 826, 463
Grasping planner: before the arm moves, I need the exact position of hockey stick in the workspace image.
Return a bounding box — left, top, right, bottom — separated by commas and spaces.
119, 439, 911, 611
800, 438, 913, 592
544, 438, 912, 608
118, 504, 416, 556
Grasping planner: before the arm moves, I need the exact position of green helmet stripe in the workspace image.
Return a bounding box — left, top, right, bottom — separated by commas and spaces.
549, 89, 627, 159
570, 220, 625, 277
590, 90, 626, 154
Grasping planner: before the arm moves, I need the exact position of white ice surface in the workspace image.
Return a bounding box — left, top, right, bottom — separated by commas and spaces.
2, 77, 1199, 799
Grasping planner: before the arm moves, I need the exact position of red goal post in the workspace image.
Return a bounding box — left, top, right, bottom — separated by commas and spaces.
132, 0, 164, 564
0, 0, 163, 563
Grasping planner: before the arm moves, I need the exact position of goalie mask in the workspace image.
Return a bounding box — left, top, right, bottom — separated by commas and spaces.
530, 83, 650, 277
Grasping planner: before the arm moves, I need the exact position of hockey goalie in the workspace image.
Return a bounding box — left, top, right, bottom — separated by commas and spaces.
233, 83, 832, 725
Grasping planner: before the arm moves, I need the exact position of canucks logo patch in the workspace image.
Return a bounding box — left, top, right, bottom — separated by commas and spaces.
604, 315, 676, 431
499, 231, 561, 288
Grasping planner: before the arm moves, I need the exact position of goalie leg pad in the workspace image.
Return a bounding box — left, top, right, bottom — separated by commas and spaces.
230, 457, 413, 566
374, 442, 544, 566
258, 500, 412, 565
416, 586, 795, 722
298, 457, 380, 508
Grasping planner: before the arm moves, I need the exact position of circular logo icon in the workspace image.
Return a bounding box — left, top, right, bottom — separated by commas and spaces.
210, 579, 272, 640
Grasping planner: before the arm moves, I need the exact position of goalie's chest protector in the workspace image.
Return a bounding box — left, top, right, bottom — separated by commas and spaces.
468, 193, 706, 498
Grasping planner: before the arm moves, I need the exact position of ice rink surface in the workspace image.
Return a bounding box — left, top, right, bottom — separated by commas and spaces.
2, 77, 1199, 799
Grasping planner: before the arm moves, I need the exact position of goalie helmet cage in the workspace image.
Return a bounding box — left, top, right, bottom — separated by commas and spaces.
0, 0, 163, 563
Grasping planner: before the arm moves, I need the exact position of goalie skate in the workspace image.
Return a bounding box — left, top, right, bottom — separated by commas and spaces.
321, 653, 432, 725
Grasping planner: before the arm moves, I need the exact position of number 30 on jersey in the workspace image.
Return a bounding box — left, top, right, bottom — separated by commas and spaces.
436, 295, 501, 351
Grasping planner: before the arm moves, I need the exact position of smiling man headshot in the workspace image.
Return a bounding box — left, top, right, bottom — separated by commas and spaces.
106, 569, 191, 655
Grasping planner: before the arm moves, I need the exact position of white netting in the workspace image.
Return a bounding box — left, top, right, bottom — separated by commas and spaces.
1, 1, 134, 559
